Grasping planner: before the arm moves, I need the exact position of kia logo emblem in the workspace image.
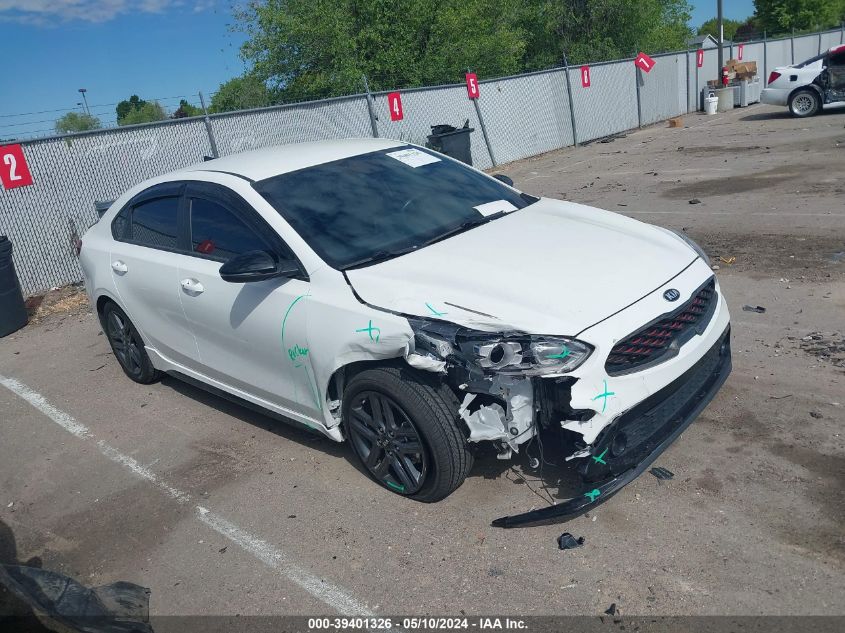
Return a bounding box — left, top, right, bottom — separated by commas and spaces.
663, 288, 681, 302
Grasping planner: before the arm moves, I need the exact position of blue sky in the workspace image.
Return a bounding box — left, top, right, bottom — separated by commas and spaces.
0, 1, 755, 140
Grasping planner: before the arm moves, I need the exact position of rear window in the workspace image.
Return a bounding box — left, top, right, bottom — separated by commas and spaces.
795, 53, 825, 68
254, 146, 531, 269
130, 197, 179, 250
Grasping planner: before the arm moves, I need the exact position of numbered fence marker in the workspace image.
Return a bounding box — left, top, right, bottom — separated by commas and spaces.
738, 44, 744, 60
696, 49, 704, 68
0, 144, 33, 190
465, 72, 479, 99
387, 92, 404, 121
580, 66, 591, 87
634, 52, 656, 73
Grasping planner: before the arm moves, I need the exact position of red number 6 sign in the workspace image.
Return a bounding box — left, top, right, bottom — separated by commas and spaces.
0, 144, 33, 190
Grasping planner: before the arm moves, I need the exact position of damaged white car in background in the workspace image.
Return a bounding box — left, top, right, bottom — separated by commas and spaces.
80, 138, 731, 527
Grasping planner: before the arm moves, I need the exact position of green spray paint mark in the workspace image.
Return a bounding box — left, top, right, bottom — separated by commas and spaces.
425, 302, 447, 317
386, 481, 406, 492
546, 346, 571, 360
584, 488, 601, 502
288, 344, 309, 367
355, 320, 381, 342
591, 380, 616, 414
281, 294, 322, 412
592, 447, 608, 465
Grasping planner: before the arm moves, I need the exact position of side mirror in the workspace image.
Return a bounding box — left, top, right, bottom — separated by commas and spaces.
219, 250, 299, 283
493, 174, 514, 187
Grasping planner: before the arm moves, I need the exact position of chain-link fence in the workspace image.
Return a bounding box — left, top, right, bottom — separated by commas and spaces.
2, 26, 843, 295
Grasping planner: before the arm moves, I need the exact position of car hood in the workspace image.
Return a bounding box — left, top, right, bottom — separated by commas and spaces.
345, 198, 697, 335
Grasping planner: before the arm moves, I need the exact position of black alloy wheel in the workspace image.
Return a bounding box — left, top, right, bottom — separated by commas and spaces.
347, 390, 429, 495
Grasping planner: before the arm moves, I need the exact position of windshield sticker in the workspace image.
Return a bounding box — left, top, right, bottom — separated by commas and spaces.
474, 200, 518, 217
386, 148, 441, 168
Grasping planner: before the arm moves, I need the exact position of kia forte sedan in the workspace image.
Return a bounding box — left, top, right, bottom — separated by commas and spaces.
79, 139, 731, 527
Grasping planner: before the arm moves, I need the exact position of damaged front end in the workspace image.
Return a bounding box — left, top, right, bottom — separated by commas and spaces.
408, 315, 732, 529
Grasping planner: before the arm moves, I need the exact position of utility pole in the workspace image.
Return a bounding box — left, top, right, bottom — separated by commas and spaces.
716, 0, 724, 84
78, 88, 90, 116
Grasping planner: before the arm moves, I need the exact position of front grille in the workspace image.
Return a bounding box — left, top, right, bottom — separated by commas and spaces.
605, 278, 717, 375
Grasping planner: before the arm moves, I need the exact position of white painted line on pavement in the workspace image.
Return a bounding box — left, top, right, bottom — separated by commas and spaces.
0, 374, 373, 616
197, 507, 374, 616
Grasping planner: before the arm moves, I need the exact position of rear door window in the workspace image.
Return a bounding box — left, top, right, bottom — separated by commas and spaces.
129, 197, 179, 250
188, 197, 271, 261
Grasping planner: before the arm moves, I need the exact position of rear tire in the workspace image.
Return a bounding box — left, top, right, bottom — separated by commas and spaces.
789, 89, 820, 117
102, 302, 161, 384
343, 366, 472, 502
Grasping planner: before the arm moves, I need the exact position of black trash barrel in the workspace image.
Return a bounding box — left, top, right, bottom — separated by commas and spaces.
0, 236, 28, 337
426, 123, 475, 166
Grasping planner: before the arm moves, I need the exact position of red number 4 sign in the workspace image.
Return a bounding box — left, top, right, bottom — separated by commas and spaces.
387, 92, 404, 121
0, 144, 33, 189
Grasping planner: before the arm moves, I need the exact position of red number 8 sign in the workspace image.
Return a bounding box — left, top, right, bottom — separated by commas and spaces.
0, 144, 34, 190
387, 92, 404, 121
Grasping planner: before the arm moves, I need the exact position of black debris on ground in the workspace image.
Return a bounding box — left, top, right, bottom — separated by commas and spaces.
557, 533, 585, 550
650, 467, 675, 481
742, 305, 766, 313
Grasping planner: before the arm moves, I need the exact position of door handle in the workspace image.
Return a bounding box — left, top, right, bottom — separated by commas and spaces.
111, 260, 128, 274
180, 278, 204, 295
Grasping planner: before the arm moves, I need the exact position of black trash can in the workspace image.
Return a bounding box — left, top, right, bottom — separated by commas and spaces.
0, 236, 29, 337
426, 122, 475, 166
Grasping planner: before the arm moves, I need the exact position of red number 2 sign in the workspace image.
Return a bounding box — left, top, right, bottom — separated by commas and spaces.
0, 144, 33, 190
387, 92, 404, 121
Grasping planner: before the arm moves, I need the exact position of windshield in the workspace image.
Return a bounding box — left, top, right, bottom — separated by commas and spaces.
253, 146, 533, 269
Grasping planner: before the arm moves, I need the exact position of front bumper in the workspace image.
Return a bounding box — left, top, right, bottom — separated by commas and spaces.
492, 325, 731, 528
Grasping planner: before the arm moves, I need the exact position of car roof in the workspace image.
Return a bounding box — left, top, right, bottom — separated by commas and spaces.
180, 138, 406, 182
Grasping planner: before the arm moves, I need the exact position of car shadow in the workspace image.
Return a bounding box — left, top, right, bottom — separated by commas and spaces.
159, 375, 587, 506
160, 375, 348, 459
741, 106, 845, 121
0, 518, 51, 632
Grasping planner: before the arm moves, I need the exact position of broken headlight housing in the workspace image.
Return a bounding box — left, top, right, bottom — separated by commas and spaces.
414, 322, 592, 376
467, 337, 593, 376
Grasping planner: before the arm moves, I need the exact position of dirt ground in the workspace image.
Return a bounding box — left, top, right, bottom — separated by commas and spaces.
1, 103, 843, 622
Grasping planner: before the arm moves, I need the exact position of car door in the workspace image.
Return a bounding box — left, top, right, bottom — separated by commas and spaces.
825, 49, 845, 100
175, 181, 320, 418
109, 182, 200, 367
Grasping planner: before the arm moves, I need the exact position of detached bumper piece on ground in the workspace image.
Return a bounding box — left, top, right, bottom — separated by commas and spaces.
492, 327, 731, 528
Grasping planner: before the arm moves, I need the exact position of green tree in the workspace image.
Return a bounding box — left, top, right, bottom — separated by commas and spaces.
116, 95, 147, 121
753, 0, 845, 33
209, 75, 275, 113
697, 17, 745, 40
118, 101, 167, 126
234, 0, 694, 99
54, 112, 101, 134
172, 99, 203, 118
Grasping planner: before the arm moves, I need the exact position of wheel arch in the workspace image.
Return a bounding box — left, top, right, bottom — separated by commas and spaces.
788, 83, 823, 102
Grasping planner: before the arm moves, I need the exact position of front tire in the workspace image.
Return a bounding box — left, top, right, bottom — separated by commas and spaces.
102, 302, 160, 384
789, 89, 820, 117
343, 366, 472, 502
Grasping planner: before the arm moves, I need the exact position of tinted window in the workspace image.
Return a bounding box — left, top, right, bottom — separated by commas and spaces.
111, 206, 130, 240
829, 51, 845, 67
131, 197, 179, 249
255, 146, 532, 269
189, 197, 268, 261
796, 54, 824, 68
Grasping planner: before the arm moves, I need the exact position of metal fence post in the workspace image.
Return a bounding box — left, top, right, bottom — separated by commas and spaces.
791, 28, 795, 64
841, 22, 844, 44
198, 91, 219, 159
561, 52, 579, 146
465, 69, 497, 167
695, 50, 699, 111
818, 32, 823, 54
685, 49, 691, 112
635, 66, 643, 128
362, 75, 380, 138
763, 31, 768, 80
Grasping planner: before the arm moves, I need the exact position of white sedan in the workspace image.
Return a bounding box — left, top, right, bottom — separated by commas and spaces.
761, 44, 845, 116
80, 139, 731, 527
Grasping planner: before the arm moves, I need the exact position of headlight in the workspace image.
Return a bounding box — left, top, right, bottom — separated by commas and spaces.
668, 228, 710, 266
468, 336, 592, 376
